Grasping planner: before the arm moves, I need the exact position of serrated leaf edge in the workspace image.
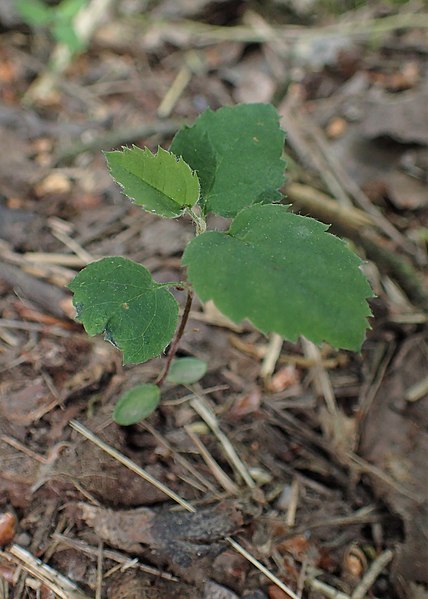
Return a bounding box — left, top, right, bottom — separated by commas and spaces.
104, 145, 200, 218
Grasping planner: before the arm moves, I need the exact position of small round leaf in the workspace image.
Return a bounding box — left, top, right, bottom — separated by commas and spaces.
166, 357, 207, 385
113, 384, 160, 426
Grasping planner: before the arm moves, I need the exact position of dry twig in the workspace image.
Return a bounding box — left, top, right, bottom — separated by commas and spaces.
185, 425, 240, 495
189, 391, 256, 488
260, 333, 284, 381
351, 549, 394, 599
305, 576, 351, 599
1, 544, 90, 599
140, 420, 220, 494
52, 533, 179, 581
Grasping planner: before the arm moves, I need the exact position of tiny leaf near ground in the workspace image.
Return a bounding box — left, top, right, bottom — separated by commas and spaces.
183, 204, 374, 351
68, 257, 178, 364
166, 357, 207, 385
170, 103, 285, 218
55, 0, 87, 21
16, 0, 53, 25
105, 146, 200, 218
113, 384, 161, 425
52, 19, 84, 52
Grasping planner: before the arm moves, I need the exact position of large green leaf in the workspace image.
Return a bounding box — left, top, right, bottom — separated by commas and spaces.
183, 204, 373, 351
170, 103, 286, 218
105, 146, 200, 218
170, 127, 217, 198
68, 257, 178, 364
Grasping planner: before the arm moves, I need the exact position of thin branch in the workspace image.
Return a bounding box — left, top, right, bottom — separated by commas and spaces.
184, 425, 240, 495
52, 533, 179, 581
188, 207, 207, 235
305, 577, 351, 599
260, 333, 283, 380
156, 288, 194, 386
1, 544, 90, 599
54, 120, 181, 165
351, 549, 394, 599
190, 391, 256, 489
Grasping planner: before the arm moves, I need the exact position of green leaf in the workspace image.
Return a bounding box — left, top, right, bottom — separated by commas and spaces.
105, 146, 200, 218
16, 0, 53, 25
170, 104, 285, 218
68, 257, 178, 364
52, 19, 85, 53
183, 204, 373, 351
166, 357, 207, 385
170, 128, 217, 199
113, 384, 160, 426
56, 0, 87, 20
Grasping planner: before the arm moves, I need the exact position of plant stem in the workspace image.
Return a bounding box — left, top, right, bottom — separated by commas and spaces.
156, 206, 203, 385
157, 280, 191, 289
156, 288, 194, 386
188, 207, 206, 235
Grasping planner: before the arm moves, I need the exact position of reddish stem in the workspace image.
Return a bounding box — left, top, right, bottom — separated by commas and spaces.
156, 288, 194, 386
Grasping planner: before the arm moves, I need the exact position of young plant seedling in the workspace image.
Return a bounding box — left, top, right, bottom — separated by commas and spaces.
16, 0, 88, 55
69, 103, 373, 424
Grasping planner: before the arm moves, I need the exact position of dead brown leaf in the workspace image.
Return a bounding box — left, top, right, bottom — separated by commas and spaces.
361, 86, 428, 145
107, 570, 199, 599
204, 580, 240, 599
78, 501, 243, 570
51, 427, 168, 506
359, 335, 428, 587
0, 512, 16, 546
0, 377, 53, 426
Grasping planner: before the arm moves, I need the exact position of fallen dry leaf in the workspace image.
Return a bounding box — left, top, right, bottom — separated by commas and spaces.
35, 172, 72, 196
0, 512, 16, 546
0, 563, 16, 585
230, 388, 262, 418
359, 335, 428, 586
78, 501, 243, 570
266, 365, 300, 394
361, 86, 428, 145
204, 580, 240, 599
267, 585, 289, 599
52, 428, 167, 506
107, 570, 200, 599
0, 378, 53, 426
276, 534, 318, 563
